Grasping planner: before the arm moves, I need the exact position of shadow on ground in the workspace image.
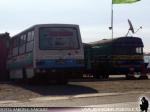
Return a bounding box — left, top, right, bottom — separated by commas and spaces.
11, 83, 98, 96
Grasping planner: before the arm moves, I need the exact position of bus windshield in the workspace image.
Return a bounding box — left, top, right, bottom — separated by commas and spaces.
39, 27, 80, 50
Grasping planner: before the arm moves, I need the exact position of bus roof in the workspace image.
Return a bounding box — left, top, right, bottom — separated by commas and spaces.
12, 24, 79, 38
89, 36, 143, 47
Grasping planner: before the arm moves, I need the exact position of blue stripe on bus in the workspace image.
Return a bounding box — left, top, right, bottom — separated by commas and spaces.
36, 59, 84, 69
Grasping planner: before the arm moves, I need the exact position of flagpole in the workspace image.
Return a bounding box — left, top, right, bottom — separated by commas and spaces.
111, 0, 113, 39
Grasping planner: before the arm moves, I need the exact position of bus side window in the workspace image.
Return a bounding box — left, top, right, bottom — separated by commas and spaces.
26, 31, 34, 52
12, 38, 19, 57
19, 34, 26, 54
31, 31, 34, 41
27, 31, 34, 42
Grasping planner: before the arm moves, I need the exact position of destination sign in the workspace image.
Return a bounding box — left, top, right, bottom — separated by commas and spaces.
48, 31, 73, 36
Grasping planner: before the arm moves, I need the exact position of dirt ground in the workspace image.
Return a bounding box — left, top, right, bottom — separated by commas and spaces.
0, 75, 149, 101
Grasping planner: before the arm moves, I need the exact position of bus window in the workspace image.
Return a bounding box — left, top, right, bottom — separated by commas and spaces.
26, 41, 33, 52
26, 31, 34, 52
27, 31, 34, 42
31, 31, 34, 40
12, 38, 19, 56
20, 34, 26, 45
19, 34, 26, 54
39, 27, 79, 50
27, 32, 32, 42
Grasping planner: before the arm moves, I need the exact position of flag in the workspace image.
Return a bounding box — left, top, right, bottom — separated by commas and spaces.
112, 0, 140, 4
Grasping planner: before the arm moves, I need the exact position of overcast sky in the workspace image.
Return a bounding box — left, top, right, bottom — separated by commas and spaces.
0, 0, 150, 52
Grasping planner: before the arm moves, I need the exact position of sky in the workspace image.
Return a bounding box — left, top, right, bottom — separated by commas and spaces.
0, 0, 150, 52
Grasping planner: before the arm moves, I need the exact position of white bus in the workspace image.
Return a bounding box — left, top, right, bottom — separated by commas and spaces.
7, 24, 84, 83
